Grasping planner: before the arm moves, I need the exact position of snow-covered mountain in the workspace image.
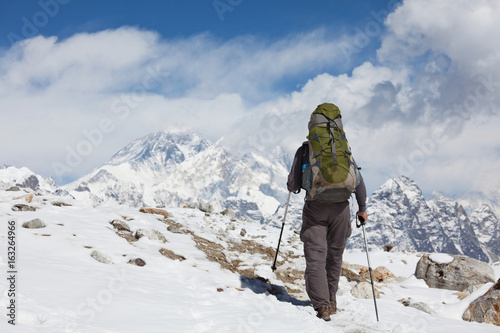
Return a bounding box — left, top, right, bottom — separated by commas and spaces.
347, 177, 497, 263
64, 129, 290, 219
456, 190, 500, 220
0, 165, 58, 193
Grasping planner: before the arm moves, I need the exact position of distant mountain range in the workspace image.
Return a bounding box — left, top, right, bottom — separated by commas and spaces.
347, 177, 499, 263
62, 129, 290, 219
1, 129, 499, 263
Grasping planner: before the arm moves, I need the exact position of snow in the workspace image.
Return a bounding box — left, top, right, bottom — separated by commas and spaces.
429, 253, 455, 264
1, 188, 499, 333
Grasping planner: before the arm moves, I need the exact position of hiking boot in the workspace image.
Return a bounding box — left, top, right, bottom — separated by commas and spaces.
316, 306, 331, 321
330, 301, 337, 314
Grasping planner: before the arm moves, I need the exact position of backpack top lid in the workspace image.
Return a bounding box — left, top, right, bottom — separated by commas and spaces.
308, 103, 343, 131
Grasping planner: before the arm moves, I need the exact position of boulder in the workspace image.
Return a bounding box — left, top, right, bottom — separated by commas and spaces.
128, 258, 146, 267
415, 253, 495, 291
13, 204, 36, 212
6, 186, 21, 191
135, 228, 167, 243
109, 219, 131, 232
198, 200, 213, 213
22, 218, 46, 229
350, 282, 380, 299
90, 250, 114, 264
463, 278, 500, 326
361, 266, 399, 283
341, 262, 368, 283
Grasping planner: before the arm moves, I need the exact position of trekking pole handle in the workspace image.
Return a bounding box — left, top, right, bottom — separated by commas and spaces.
356, 214, 366, 228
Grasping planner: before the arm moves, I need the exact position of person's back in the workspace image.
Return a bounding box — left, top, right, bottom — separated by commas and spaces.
287, 103, 368, 321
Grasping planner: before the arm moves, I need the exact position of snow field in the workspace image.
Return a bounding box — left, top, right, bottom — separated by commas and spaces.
0, 189, 499, 332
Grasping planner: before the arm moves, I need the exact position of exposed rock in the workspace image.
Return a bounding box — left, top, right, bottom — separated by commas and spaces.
6, 186, 21, 191
221, 208, 237, 221
198, 200, 213, 213
384, 244, 393, 252
362, 266, 399, 283
90, 250, 114, 264
409, 302, 435, 315
139, 207, 169, 219
159, 248, 186, 261
398, 297, 412, 306
167, 225, 184, 234
14, 193, 33, 203
128, 258, 146, 267
463, 278, 500, 326
22, 218, 46, 229
240, 228, 247, 237
18, 175, 40, 191
341, 262, 368, 283
110, 219, 131, 232
351, 281, 380, 299
51, 201, 72, 207
135, 228, 167, 243
116, 230, 137, 243
415, 253, 495, 291
12, 204, 37, 212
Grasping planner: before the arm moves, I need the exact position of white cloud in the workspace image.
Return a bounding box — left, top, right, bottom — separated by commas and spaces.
0, 27, 349, 183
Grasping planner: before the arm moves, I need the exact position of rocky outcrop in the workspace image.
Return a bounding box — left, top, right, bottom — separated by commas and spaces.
415, 253, 495, 291
139, 207, 169, 219
13, 204, 36, 212
159, 248, 186, 261
463, 278, 500, 326
18, 175, 40, 191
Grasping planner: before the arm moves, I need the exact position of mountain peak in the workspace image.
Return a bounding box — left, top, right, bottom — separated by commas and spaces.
106, 129, 213, 169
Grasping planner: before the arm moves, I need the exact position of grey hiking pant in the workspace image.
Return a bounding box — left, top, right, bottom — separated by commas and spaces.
300, 200, 351, 310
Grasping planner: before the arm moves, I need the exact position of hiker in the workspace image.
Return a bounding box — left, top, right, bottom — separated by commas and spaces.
287, 103, 367, 321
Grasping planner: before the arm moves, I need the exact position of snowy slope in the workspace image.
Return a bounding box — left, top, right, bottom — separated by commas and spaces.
1, 186, 499, 332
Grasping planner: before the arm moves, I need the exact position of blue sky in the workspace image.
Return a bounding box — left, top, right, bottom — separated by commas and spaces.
0, 0, 394, 92
1, 0, 499, 197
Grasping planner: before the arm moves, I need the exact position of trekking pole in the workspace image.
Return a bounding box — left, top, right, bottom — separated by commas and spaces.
271, 191, 291, 272
357, 215, 379, 322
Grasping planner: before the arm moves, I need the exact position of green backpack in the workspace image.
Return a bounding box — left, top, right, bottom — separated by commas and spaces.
302, 103, 360, 202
